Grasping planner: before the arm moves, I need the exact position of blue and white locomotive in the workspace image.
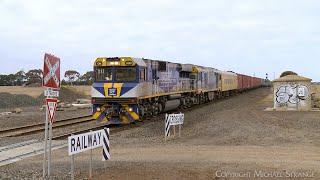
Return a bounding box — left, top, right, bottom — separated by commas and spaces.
91, 57, 261, 124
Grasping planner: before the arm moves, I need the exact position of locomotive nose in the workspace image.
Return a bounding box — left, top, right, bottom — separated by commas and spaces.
105, 83, 123, 97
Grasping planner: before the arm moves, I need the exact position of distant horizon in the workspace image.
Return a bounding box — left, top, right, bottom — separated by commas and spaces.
0, 63, 316, 82
1, 1, 319, 81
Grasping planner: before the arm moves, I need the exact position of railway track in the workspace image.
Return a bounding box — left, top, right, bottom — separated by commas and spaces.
53, 122, 141, 140
52, 124, 107, 140
0, 93, 237, 139
0, 90, 264, 168
0, 95, 235, 167
0, 115, 93, 138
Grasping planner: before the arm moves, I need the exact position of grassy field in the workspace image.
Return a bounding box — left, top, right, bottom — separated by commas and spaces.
0, 86, 44, 98
64, 86, 91, 96
0, 86, 91, 108
0, 86, 91, 97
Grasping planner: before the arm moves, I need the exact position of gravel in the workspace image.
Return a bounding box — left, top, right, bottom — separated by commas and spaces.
1, 88, 319, 179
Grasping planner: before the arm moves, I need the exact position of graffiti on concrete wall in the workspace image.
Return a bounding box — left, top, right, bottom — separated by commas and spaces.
275, 84, 309, 106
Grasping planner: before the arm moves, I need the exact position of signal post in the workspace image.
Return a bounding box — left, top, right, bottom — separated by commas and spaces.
42, 53, 60, 179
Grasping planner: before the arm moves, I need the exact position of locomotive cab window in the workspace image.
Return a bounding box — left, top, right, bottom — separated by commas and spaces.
115, 67, 137, 82
158, 62, 167, 71
95, 67, 112, 81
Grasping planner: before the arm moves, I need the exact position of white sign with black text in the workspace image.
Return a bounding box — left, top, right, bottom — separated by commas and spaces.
168, 113, 184, 125
44, 89, 59, 97
165, 113, 184, 141
68, 128, 110, 179
68, 130, 104, 156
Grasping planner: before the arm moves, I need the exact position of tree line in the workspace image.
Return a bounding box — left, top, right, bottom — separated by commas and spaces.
0, 69, 94, 86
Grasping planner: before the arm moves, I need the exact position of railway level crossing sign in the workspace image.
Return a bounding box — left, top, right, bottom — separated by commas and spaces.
43, 53, 60, 89
42, 53, 60, 180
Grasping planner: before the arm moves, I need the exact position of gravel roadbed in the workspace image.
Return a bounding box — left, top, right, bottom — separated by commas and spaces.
1, 88, 319, 179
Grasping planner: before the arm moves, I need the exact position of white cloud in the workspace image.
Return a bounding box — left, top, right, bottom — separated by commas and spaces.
0, 0, 319, 81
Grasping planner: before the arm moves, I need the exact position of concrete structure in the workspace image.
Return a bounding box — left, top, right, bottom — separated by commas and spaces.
273, 75, 312, 111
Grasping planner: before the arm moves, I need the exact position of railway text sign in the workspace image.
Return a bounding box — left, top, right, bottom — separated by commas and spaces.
43, 53, 60, 89
44, 89, 59, 97
68, 130, 104, 155
167, 113, 184, 126
165, 113, 184, 141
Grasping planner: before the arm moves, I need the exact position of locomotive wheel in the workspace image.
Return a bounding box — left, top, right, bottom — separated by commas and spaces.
152, 103, 159, 117
144, 102, 152, 119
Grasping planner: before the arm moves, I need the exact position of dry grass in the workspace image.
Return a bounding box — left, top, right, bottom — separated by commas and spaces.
0, 86, 91, 98
63, 85, 91, 96
0, 86, 44, 98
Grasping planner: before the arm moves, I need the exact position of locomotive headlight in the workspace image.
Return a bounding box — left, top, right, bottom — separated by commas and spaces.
125, 61, 133, 65
96, 107, 101, 112
128, 107, 133, 112
114, 61, 119, 65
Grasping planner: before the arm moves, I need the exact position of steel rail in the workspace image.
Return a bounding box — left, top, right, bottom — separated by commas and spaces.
0, 115, 92, 138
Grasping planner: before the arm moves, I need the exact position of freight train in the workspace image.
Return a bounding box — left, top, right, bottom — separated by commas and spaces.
91, 57, 268, 124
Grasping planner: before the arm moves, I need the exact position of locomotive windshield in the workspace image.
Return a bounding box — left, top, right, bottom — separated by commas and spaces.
95, 67, 113, 81
94, 67, 137, 82
115, 67, 136, 81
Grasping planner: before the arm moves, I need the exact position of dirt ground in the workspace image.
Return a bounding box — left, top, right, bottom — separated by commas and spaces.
0, 88, 319, 179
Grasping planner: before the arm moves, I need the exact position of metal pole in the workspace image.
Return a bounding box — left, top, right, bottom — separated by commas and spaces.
173, 125, 176, 137
71, 155, 75, 180
48, 122, 53, 178
89, 131, 93, 179
179, 124, 181, 137
43, 104, 49, 179
70, 133, 75, 180
296, 85, 299, 110
89, 148, 93, 179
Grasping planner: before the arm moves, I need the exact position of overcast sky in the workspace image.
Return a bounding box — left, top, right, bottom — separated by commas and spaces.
0, 0, 319, 81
